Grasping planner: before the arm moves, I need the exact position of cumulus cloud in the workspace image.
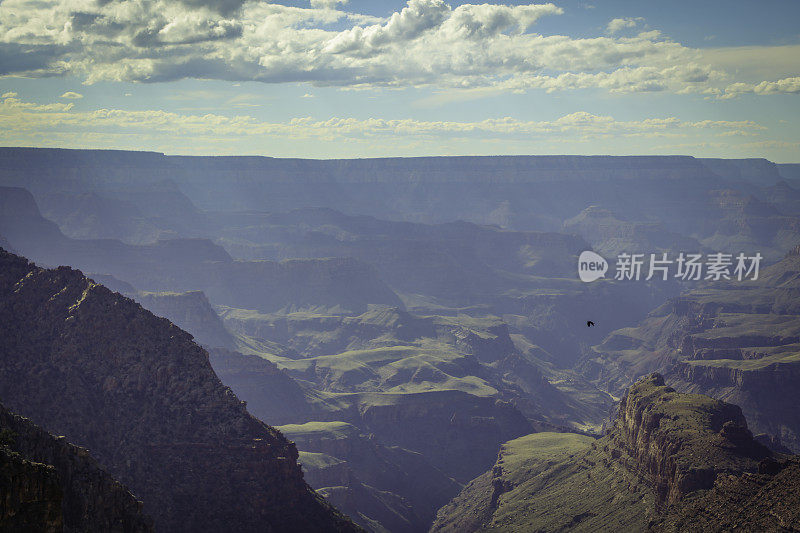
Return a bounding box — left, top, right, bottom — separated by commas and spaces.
310, 0, 348, 8
498, 63, 722, 94
60, 91, 83, 99
606, 17, 643, 35
2, 93, 74, 112
178, 0, 245, 17
719, 76, 800, 99
438, 2, 563, 39
0, 0, 792, 98
323, 0, 451, 54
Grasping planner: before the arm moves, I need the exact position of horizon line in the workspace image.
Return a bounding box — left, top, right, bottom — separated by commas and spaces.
0, 146, 798, 165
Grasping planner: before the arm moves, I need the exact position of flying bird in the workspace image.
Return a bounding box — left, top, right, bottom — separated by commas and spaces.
587, 321, 595, 327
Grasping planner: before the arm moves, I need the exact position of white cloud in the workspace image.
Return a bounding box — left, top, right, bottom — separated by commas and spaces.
310, 0, 348, 8
2, 94, 74, 112
323, 0, 451, 54
0, 0, 793, 99
60, 91, 83, 99
496, 63, 723, 95
606, 17, 644, 35
720, 76, 800, 99
0, 92, 767, 142
439, 3, 563, 39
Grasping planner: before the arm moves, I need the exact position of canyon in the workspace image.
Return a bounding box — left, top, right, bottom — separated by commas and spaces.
1, 149, 799, 531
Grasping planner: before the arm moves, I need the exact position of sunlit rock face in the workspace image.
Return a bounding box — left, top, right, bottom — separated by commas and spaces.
431, 374, 789, 533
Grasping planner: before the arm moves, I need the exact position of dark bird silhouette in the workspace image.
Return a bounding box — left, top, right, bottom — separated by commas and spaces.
587, 321, 595, 327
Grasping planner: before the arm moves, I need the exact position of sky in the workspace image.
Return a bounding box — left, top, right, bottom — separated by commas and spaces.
1, 0, 799, 161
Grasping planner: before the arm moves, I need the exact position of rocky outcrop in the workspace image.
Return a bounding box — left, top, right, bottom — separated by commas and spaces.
431, 374, 784, 532
603, 374, 770, 508
654, 457, 800, 531
0, 248, 359, 532
36, 191, 162, 244
0, 403, 153, 532
764, 180, 800, 216
671, 360, 800, 391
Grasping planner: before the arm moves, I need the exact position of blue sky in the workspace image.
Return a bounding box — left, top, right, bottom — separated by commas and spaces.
1, 0, 799, 160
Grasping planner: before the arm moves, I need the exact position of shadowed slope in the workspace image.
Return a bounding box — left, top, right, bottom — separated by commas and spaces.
0, 248, 359, 532
0, 402, 153, 532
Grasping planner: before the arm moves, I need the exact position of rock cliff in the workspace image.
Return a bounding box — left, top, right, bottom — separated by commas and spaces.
654, 457, 800, 531
583, 247, 800, 451
602, 374, 770, 508
431, 374, 783, 532
0, 248, 359, 532
1, 446, 63, 532
0, 402, 153, 532
135, 290, 235, 349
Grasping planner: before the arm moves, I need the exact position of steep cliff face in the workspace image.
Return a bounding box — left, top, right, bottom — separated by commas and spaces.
431, 374, 779, 532
10, 148, 795, 247
655, 457, 800, 532
1, 447, 63, 532
698, 188, 800, 261
0, 248, 358, 532
668, 360, 800, 454
699, 158, 784, 185
1, 149, 723, 227
0, 403, 153, 532
603, 374, 770, 508
135, 290, 235, 349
